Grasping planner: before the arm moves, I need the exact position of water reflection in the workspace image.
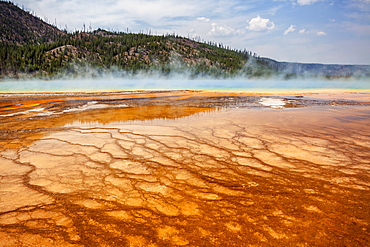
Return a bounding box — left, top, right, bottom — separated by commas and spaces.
0, 104, 215, 150
64, 105, 216, 126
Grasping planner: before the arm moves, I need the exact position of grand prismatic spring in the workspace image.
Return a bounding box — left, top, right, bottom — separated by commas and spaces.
0, 86, 369, 246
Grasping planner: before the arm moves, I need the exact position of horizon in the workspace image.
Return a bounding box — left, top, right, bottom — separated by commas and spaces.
9, 0, 370, 66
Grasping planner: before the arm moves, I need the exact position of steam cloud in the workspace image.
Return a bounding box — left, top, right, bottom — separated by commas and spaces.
1, 57, 369, 92
0, 71, 369, 93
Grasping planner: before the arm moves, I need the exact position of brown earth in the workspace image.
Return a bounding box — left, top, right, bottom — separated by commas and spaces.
0, 90, 369, 246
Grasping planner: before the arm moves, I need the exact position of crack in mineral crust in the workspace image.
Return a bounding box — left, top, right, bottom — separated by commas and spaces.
0, 91, 369, 246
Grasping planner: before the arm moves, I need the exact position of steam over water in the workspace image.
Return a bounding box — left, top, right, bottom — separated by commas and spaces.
0, 78, 369, 92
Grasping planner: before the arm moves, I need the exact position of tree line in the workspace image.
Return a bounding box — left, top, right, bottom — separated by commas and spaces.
0, 28, 276, 79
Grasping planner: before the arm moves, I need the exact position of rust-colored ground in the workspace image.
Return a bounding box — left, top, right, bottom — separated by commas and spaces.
0, 90, 369, 246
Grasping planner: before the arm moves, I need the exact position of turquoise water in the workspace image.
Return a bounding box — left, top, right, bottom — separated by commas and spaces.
0, 78, 369, 92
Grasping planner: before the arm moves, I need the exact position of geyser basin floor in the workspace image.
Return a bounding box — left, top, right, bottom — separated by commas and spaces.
0, 90, 369, 246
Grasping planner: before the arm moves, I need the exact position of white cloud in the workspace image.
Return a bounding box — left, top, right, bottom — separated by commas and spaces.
296, 0, 323, 5
298, 29, 309, 34
197, 17, 210, 22
316, 31, 327, 36
208, 23, 240, 36
15, 0, 216, 32
246, 16, 276, 32
283, 25, 296, 35
276, 0, 324, 6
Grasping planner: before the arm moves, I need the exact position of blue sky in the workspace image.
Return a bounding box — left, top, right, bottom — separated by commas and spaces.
14, 0, 370, 64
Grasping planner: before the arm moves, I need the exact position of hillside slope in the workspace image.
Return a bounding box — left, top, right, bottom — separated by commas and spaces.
265, 59, 370, 79
0, 1, 63, 44
0, 1, 369, 80
0, 28, 274, 79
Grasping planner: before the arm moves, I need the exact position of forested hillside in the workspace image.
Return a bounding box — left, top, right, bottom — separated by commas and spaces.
0, 0, 273, 79
0, 28, 276, 79
1, 1, 369, 80
0, 1, 63, 44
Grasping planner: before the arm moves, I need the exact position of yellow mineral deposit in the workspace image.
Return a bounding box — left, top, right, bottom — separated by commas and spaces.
0, 90, 369, 246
